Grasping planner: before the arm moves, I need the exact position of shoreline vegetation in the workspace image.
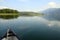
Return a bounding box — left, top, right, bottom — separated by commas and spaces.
0, 8, 43, 16
0, 8, 43, 19
0, 8, 19, 19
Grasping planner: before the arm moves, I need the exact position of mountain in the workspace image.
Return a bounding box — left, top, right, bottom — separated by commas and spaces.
43, 8, 60, 21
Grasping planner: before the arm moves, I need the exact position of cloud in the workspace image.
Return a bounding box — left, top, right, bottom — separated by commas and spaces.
48, 2, 57, 8
0, 6, 19, 10
0, 6, 8, 9
40, 2, 60, 11
0, 6, 14, 9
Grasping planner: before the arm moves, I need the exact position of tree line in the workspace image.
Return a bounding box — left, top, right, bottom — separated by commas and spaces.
0, 8, 19, 13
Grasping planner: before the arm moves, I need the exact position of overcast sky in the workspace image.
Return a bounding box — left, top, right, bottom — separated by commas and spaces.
0, 0, 60, 12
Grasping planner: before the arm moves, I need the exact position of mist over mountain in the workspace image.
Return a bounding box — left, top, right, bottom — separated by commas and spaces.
43, 8, 60, 21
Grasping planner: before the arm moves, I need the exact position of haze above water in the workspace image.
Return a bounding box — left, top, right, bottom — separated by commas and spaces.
0, 16, 60, 40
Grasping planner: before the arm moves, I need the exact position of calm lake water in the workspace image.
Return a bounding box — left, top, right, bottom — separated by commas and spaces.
0, 16, 60, 40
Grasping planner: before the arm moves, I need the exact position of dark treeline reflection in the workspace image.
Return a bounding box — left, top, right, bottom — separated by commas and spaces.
0, 15, 19, 19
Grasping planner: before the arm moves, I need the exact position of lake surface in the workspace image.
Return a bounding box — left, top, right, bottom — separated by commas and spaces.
0, 16, 60, 40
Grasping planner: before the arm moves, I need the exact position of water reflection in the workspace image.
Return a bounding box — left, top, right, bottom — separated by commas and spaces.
0, 16, 60, 40
0, 15, 19, 19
